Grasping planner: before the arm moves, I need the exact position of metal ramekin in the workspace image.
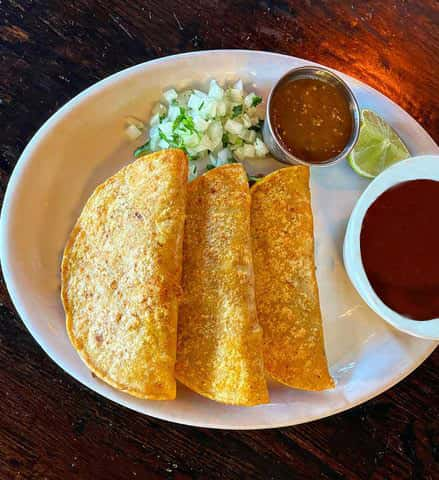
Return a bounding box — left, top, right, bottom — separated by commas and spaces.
263, 66, 361, 167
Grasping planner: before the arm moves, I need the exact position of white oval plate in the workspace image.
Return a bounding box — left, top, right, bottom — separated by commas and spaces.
1, 50, 437, 429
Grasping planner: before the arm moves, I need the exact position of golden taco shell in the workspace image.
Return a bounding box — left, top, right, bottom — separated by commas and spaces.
176, 164, 269, 406
251, 166, 334, 391
61, 149, 187, 400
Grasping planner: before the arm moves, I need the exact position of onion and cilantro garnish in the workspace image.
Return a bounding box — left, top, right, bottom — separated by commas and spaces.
126, 80, 269, 180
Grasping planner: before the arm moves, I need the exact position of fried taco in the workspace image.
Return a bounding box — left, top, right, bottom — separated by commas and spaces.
251, 166, 334, 390
176, 164, 269, 405
62, 149, 187, 400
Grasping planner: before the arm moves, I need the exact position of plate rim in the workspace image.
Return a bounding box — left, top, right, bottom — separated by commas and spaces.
1, 49, 437, 429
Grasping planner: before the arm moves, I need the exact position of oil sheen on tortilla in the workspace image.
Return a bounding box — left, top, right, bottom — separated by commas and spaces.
176, 164, 269, 405
251, 166, 334, 390
61, 149, 187, 400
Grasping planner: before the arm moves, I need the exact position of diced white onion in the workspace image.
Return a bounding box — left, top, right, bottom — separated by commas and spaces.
163, 89, 178, 104
150, 125, 159, 139
241, 113, 252, 128
255, 138, 269, 157
158, 122, 173, 138
216, 100, 227, 117
133, 79, 269, 180
243, 144, 255, 158
158, 139, 169, 149
208, 79, 224, 100
193, 89, 208, 99
234, 146, 246, 161
182, 132, 199, 148
247, 130, 257, 143
125, 124, 143, 140
152, 103, 167, 116
207, 121, 223, 146
193, 115, 210, 132
194, 134, 213, 153
188, 93, 204, 111
149, 113, 160, 126
177, 89, 192, 106
224, 119, 244, 135
150, 137, 159, 151
125, 116, 145, 130
233, 79, 243, 92
229, 88, 243, 103
167, 105, 181, 122
244, 92, 257, 109
216, 147, 231, 165
200, 98, 217, 118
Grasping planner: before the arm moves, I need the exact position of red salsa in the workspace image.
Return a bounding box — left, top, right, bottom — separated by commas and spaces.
361, 179, 439, 320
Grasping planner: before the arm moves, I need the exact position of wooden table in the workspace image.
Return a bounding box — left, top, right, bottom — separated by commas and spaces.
0, 1, 438, 478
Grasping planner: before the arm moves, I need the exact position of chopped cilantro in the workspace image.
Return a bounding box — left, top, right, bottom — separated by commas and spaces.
134, 141, 151, 158
232, 105, 243, 118
248, 174, 263, 184
172, 116, 183, 131
249, 119, 264, 132
222, 133, 229, 147
181, 115, 195, 131
251, 95, 262, 107
158, 130, 169, 141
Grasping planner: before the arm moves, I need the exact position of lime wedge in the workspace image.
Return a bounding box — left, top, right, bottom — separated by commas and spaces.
348, 109, 410, 178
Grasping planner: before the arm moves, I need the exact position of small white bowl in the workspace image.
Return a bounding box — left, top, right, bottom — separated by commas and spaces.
344, 155, 439, 340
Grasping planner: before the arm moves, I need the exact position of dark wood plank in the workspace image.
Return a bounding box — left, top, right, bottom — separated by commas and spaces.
0, 1, 438, 479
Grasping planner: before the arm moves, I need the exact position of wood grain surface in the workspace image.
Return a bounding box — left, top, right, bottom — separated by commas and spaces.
0, 1, 438, 479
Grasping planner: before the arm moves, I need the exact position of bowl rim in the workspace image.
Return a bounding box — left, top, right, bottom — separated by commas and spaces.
343, 154, 439, 340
